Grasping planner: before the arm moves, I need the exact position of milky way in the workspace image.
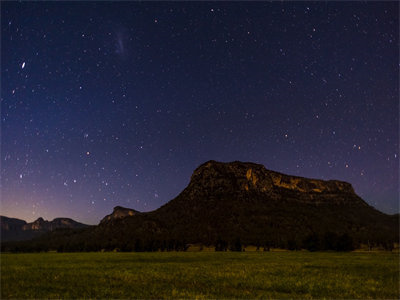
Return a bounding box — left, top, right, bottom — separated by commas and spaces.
1, 2, 398, 224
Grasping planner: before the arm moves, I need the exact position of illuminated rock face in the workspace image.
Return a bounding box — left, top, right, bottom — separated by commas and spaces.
23, 217, 45, 230
0, 216, 89, 242
0, 216, 26, 231
100, 206, 139, 224
268, 170, 354, 194
22, 217, 88, 231
188, 160, 356, 204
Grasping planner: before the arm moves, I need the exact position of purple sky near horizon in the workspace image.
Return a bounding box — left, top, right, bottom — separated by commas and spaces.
1, 2, 398, 225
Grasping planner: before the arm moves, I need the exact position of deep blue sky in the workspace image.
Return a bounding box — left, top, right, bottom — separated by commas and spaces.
1, 2, 398, 224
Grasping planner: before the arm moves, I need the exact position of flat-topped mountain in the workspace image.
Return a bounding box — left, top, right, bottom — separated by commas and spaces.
90, 161, 398, 249
0, 216, 89, 242
2, 161, 398, 251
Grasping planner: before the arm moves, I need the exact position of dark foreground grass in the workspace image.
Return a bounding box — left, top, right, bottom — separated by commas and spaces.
1, 251, 399, 299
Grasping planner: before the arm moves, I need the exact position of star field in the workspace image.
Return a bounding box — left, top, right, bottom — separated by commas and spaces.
1, 2, 398, 224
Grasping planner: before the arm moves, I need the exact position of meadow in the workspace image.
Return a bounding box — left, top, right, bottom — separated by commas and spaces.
1, 251, 399, 299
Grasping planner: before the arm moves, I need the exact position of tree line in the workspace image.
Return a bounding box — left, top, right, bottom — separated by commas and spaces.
1, 225, 397, 253
1, 233, 396, 253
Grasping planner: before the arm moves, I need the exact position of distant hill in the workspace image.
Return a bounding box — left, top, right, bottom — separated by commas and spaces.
2, 161, 398, 251
0, 216, 89, 242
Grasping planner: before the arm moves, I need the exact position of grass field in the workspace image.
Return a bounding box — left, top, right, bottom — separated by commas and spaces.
1, 251, 399, 299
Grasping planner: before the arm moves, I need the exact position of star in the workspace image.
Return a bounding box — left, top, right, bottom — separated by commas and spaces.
1, 1, 397, 224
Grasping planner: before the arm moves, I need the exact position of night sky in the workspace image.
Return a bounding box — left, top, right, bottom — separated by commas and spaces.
1, 2, 398, 225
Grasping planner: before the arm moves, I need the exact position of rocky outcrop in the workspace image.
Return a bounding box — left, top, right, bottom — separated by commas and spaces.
191, 160, 355, 194
22, 217, 45, 230
21, 217, 88, 231
0, 216, 26, 231
100, 206, 140, 224
1, 216, 89, 242
184, 160, 362, 207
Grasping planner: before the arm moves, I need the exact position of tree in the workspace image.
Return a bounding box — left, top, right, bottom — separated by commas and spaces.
336, 233, 354, 251
229, 237, 242, 252
321, 232, 338, 250
287, 239, 299, 251
303, 233, 320, 251
134, 239, 143, 252
215, 237, 228, 251
382, 240, 394, 252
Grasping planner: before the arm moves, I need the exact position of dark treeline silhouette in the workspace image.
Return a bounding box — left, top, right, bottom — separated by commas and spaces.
1, 228, 397, 253
56, 238, 189, 253
215, 237, 243, 251
302, 232, 354, 251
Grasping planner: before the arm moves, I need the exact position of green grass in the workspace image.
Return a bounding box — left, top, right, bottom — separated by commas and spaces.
1, 251, 399, 299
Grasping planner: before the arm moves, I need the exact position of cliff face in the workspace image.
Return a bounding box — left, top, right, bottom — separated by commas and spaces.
181, 160, 363, 207
190, 160, 355, 194
100, 206, 140, 224
1, 216, 89, 242
0, 216, 26, 231
22, 217, 46, 230
21, 217, 88, 231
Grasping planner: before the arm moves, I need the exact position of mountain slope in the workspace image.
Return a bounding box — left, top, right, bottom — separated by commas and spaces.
161, 161, 393, 237
93, 160, 398, 248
